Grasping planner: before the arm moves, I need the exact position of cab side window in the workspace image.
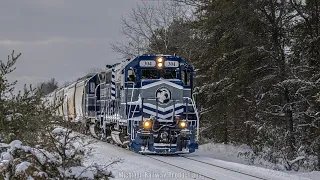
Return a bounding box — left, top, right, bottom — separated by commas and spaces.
182, 70, 191, 86
127, 69, 136, 82
106, 72, 111, 83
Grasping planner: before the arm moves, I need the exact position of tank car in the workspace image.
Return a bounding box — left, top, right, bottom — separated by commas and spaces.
45, 54, 199, 154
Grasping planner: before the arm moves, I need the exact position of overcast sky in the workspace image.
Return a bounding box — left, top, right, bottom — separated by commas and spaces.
0, 0, 144, 90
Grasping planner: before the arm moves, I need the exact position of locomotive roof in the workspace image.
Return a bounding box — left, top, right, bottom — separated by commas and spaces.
124, 54, 192, 70
46, 54, 192, 96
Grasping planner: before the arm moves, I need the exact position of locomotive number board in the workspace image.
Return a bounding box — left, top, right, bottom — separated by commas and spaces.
139, 60, 156, 67
164, 61, 179, 67
139, 60, 179, 67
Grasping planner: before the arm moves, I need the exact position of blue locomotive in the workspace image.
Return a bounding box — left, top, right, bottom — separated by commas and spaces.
46, 54, 199, 154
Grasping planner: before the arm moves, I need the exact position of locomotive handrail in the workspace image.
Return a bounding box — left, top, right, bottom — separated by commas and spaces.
122, 97, 186, 102
135, 98, 185, 102
125, 81, 137, 119
94, 83, 103, 119
183, 97, 200, 141
124, 81, 136, 117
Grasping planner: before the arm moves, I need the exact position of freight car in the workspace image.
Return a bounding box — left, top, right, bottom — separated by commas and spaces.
45, 54, 199, 154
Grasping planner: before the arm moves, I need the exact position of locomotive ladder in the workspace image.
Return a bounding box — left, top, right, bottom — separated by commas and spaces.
111, 82, 137, 146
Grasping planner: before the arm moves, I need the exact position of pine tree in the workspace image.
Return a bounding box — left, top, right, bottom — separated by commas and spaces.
190, 0, 320, 170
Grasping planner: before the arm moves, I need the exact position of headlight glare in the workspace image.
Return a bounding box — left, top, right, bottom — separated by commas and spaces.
143, 120, 152, 129
157, 57, 164, 63
179, 121, 187, 128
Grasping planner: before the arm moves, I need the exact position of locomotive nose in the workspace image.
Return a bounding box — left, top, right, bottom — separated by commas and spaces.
141, 80, 183, 101
140, 80, 184, 121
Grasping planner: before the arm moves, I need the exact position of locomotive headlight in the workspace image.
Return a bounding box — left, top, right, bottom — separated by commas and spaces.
156, 57, 164, 63
156, 57, 164, 69
179, 121, 187, 128
143, 120, 152, 129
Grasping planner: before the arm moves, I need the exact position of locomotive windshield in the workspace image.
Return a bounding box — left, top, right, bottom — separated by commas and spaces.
141, 69, 177, 79
141, 69, 157, 79
160, 69, 176, 79
181, 70, 191, 85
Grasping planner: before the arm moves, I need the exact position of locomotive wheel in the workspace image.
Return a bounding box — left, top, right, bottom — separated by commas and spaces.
78, 121, 89, 135
90, 122, 103, 139
119, 131, 130, 148
121, 138, 130, 149
176, 135, 186, 151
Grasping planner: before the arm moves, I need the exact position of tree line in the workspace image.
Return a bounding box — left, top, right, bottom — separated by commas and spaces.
112, 0, 320, 171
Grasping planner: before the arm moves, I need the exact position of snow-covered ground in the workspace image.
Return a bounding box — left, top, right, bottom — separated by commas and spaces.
194, 142, 320, 180
83, 139, 319, 180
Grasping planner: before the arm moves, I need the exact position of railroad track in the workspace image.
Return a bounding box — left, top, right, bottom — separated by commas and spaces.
71, 126, 268, 180
145, 155, 268, 180
179, 155, 268, 180
145, 155, 216, 180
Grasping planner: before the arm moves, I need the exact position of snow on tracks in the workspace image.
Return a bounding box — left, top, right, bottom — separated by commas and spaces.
84, 140, 200, 180
82, 135, 313, 180
179, 154, 313, 180
146, 155, 263, 180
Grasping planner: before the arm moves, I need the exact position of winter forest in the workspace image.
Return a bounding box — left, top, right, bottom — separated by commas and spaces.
112, 0, 320, 171
1, 0, 320, 179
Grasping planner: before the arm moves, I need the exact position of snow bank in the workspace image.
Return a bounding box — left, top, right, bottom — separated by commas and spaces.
295, 171, 320, 180
0, 129, 113, 179
195, 142, 254, 164
195, 142, 320, 180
